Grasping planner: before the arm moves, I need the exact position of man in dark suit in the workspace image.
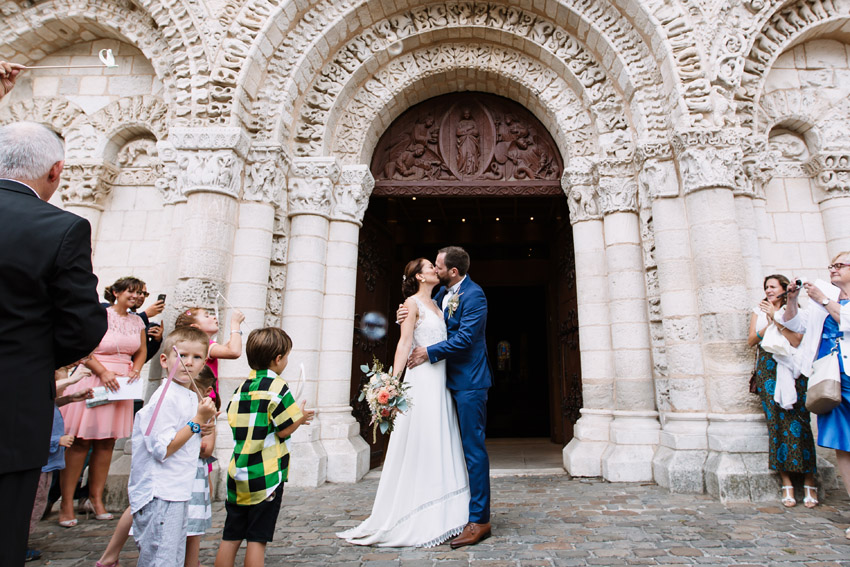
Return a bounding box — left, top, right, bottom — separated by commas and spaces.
408, 246, 493, 548
0, 121, 107, 565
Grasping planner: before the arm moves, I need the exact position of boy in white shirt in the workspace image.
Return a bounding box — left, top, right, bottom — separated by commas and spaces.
129, 326, 217, 566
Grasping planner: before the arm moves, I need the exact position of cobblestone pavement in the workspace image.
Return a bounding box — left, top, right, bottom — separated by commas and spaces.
30, 475, 850, 566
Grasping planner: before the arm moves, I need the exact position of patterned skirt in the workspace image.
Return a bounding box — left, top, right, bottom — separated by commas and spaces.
753, 347, 817, 474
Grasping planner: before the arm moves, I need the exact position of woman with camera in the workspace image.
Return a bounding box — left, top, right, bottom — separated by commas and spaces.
783, 252, 850, 539
748, 274, 817, 507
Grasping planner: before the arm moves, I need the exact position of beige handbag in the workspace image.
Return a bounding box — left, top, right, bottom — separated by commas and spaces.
806, 340, 842, 415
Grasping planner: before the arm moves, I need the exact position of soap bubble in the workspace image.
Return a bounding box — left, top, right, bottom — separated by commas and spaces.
387, 41, 403, 57
360, 311, 388, 341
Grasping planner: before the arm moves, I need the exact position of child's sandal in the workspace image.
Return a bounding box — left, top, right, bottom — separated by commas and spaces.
803, 485, 818, 508
781, 485, 796, 507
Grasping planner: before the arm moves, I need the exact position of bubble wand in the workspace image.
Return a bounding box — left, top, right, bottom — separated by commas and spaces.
23, 49, 119, 70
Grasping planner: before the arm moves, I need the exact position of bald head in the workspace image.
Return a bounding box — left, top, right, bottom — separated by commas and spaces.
0, 121, 65, 200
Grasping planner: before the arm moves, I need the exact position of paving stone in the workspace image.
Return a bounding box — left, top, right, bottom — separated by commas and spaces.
27, 475, 850, 566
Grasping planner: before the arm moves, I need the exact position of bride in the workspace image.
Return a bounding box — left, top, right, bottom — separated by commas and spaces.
337, 258, 470, 547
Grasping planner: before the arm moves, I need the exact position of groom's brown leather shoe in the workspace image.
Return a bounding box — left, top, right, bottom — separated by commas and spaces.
450, 522, 491, 548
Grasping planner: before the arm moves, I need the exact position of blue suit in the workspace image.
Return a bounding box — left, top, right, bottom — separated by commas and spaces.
427, 276, 492, 523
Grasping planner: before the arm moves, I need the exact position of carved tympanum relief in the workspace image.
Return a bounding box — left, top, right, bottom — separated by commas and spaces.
371, 93, 562, 195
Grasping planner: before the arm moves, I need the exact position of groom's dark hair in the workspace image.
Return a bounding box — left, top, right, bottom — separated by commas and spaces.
439, 246, 470, 276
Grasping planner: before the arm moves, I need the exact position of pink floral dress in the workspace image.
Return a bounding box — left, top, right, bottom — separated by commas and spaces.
61, 308, 144, 439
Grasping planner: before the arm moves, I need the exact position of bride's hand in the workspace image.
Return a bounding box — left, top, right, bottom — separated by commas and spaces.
396, 303, 409, 325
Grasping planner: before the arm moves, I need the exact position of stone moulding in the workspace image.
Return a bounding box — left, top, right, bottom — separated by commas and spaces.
58, 161, 119, 209
804, 152, 850, 196
737, 0, 846, 128
254, 0, 667, 152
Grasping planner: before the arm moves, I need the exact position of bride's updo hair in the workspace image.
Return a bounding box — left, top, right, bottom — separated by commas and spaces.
401, 258, 427, 299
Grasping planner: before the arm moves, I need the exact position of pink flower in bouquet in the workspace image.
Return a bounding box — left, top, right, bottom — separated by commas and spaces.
377, 389, 391, 404
380, 408, 391, 417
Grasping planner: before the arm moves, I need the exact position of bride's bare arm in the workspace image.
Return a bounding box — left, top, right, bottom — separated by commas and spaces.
391, 298, 418, 377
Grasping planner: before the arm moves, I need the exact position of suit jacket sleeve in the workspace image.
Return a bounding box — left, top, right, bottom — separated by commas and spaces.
50, 218, 108, 367
427, 285, 487, 363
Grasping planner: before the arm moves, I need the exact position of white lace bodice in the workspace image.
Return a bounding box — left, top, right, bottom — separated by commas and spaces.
412, 297, 447, 349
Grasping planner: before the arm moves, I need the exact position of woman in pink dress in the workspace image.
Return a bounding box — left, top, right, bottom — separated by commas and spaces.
59, 277, 147, 527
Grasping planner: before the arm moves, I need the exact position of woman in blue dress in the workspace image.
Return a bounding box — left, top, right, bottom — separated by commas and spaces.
784, 252, 850, 540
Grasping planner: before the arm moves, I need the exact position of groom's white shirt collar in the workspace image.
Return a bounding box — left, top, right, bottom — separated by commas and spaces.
447, 275, 466, 296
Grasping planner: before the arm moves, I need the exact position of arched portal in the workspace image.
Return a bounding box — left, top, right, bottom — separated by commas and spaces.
350, 92, 579, 468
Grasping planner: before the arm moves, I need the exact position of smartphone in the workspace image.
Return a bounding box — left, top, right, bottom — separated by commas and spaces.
157, 293, 167, 303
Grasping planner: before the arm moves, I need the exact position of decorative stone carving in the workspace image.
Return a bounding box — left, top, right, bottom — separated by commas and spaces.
640, 159, 680, 200
178, 150, 243, 199
245, 148, 288, 204
332, 166, 374, 224
371, 93, 562, 192
154, 141, 185, 204
598, 176, 639, 214
272, 1, 665, 157
0, 1, 182, 110
804, 152, 850, 197
673, 129, 743, 193
89, 96, 169, 142
738, 0, 843, 128
0, 97, 82, 132
170, 127, 251, 157
331, 43, 603, 164
58, 161, 119, 209
173, 278, 223, 312
115, 139, 160, 186
288, 158, 339, 217
562, 158, 601, 224
713, 25, 747, 90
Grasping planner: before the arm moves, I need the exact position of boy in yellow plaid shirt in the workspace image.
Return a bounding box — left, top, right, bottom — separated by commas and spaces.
215, 328, 314, 567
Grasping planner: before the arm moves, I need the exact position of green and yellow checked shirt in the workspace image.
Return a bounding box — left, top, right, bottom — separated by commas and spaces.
226, 369, 303, 505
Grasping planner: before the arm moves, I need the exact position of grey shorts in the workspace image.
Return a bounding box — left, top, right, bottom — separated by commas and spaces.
132, 498, 188, 567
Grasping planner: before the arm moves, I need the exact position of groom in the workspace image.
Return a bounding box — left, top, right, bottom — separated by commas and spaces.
407, 246, 492, 548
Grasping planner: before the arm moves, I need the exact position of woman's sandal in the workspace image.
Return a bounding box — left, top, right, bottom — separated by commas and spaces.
802, 485, 818, 508
58, 517, 78, 528
781, 485, 796, 507
845, 526, 849, 540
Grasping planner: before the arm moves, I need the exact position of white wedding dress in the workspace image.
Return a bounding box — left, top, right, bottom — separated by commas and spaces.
338, 297, 470, 547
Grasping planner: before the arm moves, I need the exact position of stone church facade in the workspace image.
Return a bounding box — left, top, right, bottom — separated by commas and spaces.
2, 0, 850, 501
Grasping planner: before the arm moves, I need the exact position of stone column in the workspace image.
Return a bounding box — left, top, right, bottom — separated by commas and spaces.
596, 160, 659, 482
805, 151, 850, 255
167, 128, 248, 496
279, 157, 339, 487
562, 159, 615, 477
639, 147, 710, 493
673, 129, 771, 501
316, 165, 373, 483
57, 161, 118, 239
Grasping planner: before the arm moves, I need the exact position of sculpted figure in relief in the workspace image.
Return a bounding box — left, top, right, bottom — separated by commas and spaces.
456, 108, 481, 176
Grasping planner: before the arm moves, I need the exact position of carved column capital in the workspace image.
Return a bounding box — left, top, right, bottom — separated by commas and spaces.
804, 151, 850, 201
332, 165, 374, 224
598, 175, 639, 215
287, 157, 340, 218
177, 149, 244, 199
58, 161, 119, 209
639, 159, 679, 200
154, 141, 186, 204
672, 128, 742, 194
562, 158, 600, 224
244, 147, 288, 205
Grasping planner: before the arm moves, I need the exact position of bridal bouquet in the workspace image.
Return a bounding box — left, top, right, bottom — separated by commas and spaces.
358, 357, 411, 443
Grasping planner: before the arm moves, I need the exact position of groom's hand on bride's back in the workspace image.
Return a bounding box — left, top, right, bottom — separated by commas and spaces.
396, 303, 409, 325
407, 347, 428, 369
